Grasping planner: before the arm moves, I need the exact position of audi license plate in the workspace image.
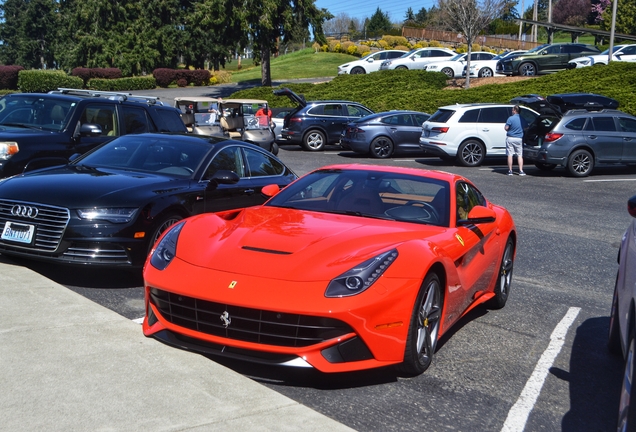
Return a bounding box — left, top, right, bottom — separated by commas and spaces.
1, 222, 35, 244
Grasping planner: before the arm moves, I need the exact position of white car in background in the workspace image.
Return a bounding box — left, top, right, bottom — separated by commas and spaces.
608, 194, 636, 431
568, 43, 636, 68
423, 52, 497, 78
378, 47, 456, 71
338, 50, 407, 74
465, 50, 527, 78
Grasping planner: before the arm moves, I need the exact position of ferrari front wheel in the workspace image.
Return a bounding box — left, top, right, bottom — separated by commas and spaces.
490, 237, 514, 309
399, 272, 443, 376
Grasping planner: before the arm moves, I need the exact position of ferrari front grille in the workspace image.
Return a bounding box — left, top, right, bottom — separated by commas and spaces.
149, 288, 353, 347
0, 199, 70, 252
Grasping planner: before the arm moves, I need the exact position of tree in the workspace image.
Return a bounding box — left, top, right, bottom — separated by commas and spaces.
415, 7, 429, 24
437, 0, 505, 88
552, 0, 592, 26
0, 0, 57, 68
324, 12, 353, 37
243, 0, 331, 87
404, 7, 416, 23
366, 7, 392, 38
601, 0, 636, 34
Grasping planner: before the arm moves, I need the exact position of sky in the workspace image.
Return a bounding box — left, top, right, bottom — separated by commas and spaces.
314, 0, 437, 24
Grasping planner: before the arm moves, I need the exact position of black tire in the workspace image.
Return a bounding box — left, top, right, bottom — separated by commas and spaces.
478, 67, 494, 78
441, 67, 454, 78
567, 149, 594, 177
395, 65, 408, 70
370, 136, 394, 158
350, 66, 365, 74
457, 140, 485, 167
609, 276, 623, 355
490, 237, 514, 309
618, 330, 636, 431
302, 130, 326, 151
148, 214, 183, 254
270, 142, 279, 155
534, 162, 556, 171
398, 272, 443, 376
519, 62, 537, 76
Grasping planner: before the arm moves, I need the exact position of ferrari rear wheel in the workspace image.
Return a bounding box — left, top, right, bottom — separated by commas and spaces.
490, 237, 514, 309
399, 272, 443, 376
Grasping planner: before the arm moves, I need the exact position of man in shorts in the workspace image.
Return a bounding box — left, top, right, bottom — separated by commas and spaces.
504, 105, 525, 176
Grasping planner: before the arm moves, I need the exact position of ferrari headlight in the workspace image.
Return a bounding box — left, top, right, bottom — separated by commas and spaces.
0, 142, 19, 160
77, 208, 138, 223
325, 249, 398, 298
150, 221, 184, 270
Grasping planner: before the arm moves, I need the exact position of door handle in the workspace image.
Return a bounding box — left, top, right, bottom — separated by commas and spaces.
244, 189, 255, 195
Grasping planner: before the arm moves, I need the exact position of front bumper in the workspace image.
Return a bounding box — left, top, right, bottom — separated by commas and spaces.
143, 256, 422, 373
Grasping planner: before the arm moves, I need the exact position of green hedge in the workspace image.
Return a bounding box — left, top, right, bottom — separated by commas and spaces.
232, 62, 636, 116
18, 70, 83, 93
87, 76, 156, 91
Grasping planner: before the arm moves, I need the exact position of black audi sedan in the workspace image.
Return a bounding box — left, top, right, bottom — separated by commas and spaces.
0, 133, 297, 267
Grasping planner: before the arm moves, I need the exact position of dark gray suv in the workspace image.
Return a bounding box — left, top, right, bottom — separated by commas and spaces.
274, 88, 373, 151
523, 109, 636, 176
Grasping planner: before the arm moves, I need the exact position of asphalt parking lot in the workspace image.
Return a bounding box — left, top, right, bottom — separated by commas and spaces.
9, 139, 635, 431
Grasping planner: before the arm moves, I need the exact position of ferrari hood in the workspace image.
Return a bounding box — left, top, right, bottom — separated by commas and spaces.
176, 206, 446, 281
0, 165, 187, 207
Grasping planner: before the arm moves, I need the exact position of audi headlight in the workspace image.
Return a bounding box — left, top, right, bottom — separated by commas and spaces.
0, 142, 19, 160
325, 249, 398, 298
77, 208, 138, 223
150, 221, 184, 270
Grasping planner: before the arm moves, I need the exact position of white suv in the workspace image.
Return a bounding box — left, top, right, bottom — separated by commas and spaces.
419, 103, 539, 166
338, 50, 407, 75
379, 47, 456, 71
568, 44, 636, 68
609, 194, 636, 430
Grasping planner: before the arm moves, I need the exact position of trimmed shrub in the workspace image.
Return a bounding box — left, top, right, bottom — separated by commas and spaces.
177, 78, 188, 87
394, 45, 410, 51
87, 76, 156, 91
18, 70, 83, 93
0, 65, 24, 90
153, 68, 175, 87
189, 69, 211, 86
71, 67, 122, 86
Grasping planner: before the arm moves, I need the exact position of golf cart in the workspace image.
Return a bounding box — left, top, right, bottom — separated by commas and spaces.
174, 96, 278, 154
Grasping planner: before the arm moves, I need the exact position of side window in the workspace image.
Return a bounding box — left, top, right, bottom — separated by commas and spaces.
458, 109, 480, 123
416, 50, 429, 58
478, 107, 509, 123
619, 117, 636, 133
347, 105, 372, 117
204, 147, 244, 179
80, 104, 118, 136
376, 52, 387, 60
519, 107, 538, 124
307, 105, 324, 115
322, 104, 343, 116
564, 117, 587, 131
243, 147, 284, 177
388, 51, 404, 59
622, 46, 636, 55
413, 114, 429, 125
155, 108, 187, 132
591, 117, 617, 132
122, 106, 151, 134
456, 181, 486, 222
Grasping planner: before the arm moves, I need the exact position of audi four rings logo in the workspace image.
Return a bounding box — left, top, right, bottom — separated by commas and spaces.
11, 205, 39, 219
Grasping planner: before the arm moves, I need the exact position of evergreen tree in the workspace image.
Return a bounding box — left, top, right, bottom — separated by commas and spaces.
415, 7, 429, 24
366, 7, 392, 37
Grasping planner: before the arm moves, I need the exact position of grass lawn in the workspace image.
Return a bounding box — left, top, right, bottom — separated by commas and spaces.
229, 49, 354, 83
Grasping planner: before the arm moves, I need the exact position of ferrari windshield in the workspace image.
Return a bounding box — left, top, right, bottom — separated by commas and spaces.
266, 168, 450, 227
0, 95, 75, 131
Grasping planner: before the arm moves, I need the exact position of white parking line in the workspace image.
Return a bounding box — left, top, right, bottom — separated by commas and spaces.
500, 307, 581, 432
132, 317, 144, 324
583, 179, 636, 182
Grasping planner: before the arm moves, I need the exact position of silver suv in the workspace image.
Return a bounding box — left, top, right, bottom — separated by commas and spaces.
523, 109, 636, 177
419, 103, 539, 166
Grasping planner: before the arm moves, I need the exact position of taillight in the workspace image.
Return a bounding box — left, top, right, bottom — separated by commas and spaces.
544, 132, 563, 142
289, 117, 302, 123
431, 127, 449, 133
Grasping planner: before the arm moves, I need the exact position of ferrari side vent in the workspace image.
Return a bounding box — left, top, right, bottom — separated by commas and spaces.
149, 288, 353, 347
